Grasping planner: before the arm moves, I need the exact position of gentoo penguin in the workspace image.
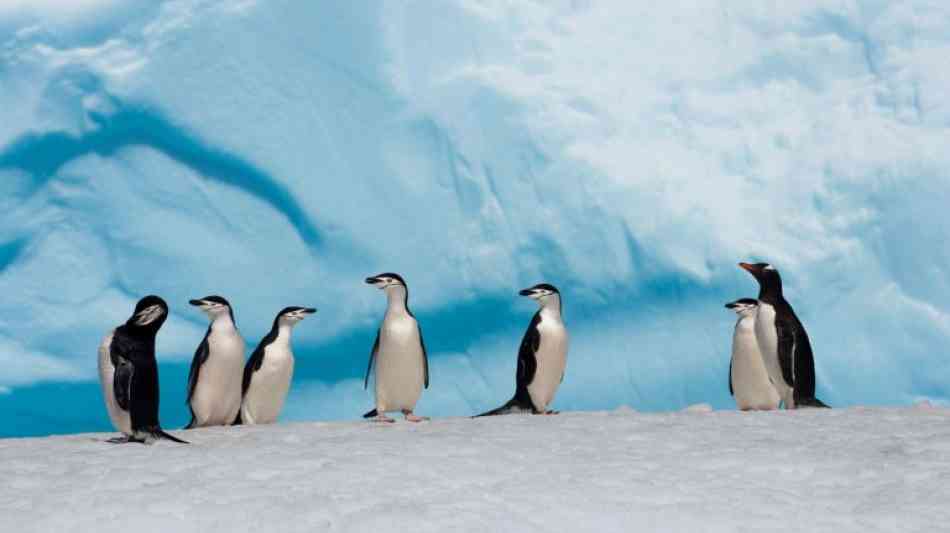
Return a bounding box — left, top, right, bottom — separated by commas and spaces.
236, 307, 316, 425
362, 273, 429, 423
725, 298, 780, 411
739, 263, 829, 409
477, 283, 569, 416
97, 295, 187, 443
185, 296, 246, 428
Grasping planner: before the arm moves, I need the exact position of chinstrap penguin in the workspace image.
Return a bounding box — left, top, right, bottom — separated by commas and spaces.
725, 298, 780, 411
362, 273, 429, 423
97, 295, 187, 444
477, 283, 569, 416
185, 296, 246, 428
739, 263, 829, 409
236, 306, 316, 425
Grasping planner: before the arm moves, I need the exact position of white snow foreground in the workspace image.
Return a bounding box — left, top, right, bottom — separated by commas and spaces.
2, 407, 949, 533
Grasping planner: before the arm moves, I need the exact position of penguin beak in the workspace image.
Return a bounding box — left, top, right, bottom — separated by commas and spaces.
365, 277, 380, 285
739, 262, 760, 275
189, 299, 205, 307
134, 305, 164, 326
519, 288, 536, 297
302, 308, 317, 314
725, 302, 738, 309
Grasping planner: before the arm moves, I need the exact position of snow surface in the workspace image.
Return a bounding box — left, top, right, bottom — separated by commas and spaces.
2, 407, 949, 532
2, 1, 950, 436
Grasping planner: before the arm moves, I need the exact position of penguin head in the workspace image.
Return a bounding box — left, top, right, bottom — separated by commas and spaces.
127, 295, 168, 330
519, 283, 560, 304
276, 306, 317, 327
725, 298, 758, 317
365, 273, 407, 290
189, 295, 235, 322
739, 262, 782, 287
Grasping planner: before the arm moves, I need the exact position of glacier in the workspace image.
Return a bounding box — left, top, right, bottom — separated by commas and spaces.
2, 0, 950, 437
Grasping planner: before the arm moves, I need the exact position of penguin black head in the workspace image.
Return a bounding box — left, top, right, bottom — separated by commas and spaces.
189, 295, 235, 322
127, 295, 168, 331
739, 262, 782, 287
365, 273, 407, 289
275, 306, 317, 327
725, 297, 758, 316
519, 283, 560, 300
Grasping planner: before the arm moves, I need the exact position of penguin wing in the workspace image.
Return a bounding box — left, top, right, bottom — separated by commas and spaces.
418, 323, 429, 389
516, 312, 542, 390
728, 358, 734, 396
186, 328, 211, 405
242, 341, 267, 397
775, 318, 796, 387
364, 329, 379, 390
791, 319, 817, 400
109, 334, 137, 411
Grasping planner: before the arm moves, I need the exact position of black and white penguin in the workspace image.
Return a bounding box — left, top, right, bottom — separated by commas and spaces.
97, 295, 187, 443
185, 296, 246, 428
725, 298, 780, 411
739, 263, 829, 409
236, 306, 316, 425
477, 283, 569, 416
362, 273, 429, 423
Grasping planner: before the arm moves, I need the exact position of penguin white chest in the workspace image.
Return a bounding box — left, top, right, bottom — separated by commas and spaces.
97, 331, 131, 435
753, 303, 787, 388
527, 316, 568, 412
242, 343, 294, 425
374, 313, 425, 413
731, 316, 780, 411
192, 329, 246, 426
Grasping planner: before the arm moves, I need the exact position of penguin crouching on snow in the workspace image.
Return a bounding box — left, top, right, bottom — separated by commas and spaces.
185, 296, 246, 428
477, 283, 568, 416
236, 306, 316, 425
725, 298, 780, 411
363, 273, 429, 423
97, 295, 187, 444
739, 262, 829, 409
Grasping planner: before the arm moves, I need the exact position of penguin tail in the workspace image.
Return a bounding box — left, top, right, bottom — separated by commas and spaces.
153, 429, 189, 444
232, 412, 243, 426
473, 397, 535, 417
363, 409, 378, 419
798, 397, 831, 409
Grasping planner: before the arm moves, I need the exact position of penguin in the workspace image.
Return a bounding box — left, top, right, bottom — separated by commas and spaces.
362, 273, 429, 423
97, 295, 187, 443
739, 262, 829, 409
236, 306, 316, 425
477, 283, 569, 416
185, 296, 246, 428
725, 298, 780, 411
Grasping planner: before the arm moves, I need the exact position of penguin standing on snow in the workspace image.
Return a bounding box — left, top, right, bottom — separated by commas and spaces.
725, 298, 780, 411
97, 295, 187, 443
185, 296, 246, 428
236, 306, 316, 425
363, 273, 429, 423
477, 283, 569, 416
739, 263, 829, 409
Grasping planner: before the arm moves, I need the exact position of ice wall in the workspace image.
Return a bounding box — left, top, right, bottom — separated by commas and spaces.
2, 0, 949, 436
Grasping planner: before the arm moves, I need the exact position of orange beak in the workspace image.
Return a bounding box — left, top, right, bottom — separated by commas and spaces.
739, 262, 756, 273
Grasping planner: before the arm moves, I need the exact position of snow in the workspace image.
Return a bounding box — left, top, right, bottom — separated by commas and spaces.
2, 408, 950, 532
2, 1, 950, 436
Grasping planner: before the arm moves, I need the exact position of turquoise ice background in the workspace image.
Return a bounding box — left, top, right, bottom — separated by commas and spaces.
2, 1, 949, 437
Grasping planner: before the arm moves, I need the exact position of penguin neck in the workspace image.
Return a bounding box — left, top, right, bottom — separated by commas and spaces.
384, 285, 411, 316
757, 283, 783, 304
274, 322, 295, 345
210, 313, 237, 333
538, 295, 563, 321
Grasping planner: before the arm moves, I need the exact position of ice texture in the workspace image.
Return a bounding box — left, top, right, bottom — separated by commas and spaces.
1, 1, 949, 435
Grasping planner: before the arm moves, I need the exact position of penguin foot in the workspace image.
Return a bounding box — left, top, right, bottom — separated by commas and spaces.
106, 435, 133, 444
543, 410, 560, 415
372, 414, 396, 423
402, 411, 429, 423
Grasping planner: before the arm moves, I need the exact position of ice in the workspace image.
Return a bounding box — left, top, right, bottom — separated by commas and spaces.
1, 2, 950, 436
2, 408, 950, 532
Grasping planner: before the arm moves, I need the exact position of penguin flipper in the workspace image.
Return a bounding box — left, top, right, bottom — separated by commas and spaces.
419, 324, 429, 389
113, 357, 134, 411
186, 330, 210, 406
243, 330, 273, 397
516, 312, 542, 391
728, 358, 734, 396
364, 329, 379, 390
775, 318, 796, 387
